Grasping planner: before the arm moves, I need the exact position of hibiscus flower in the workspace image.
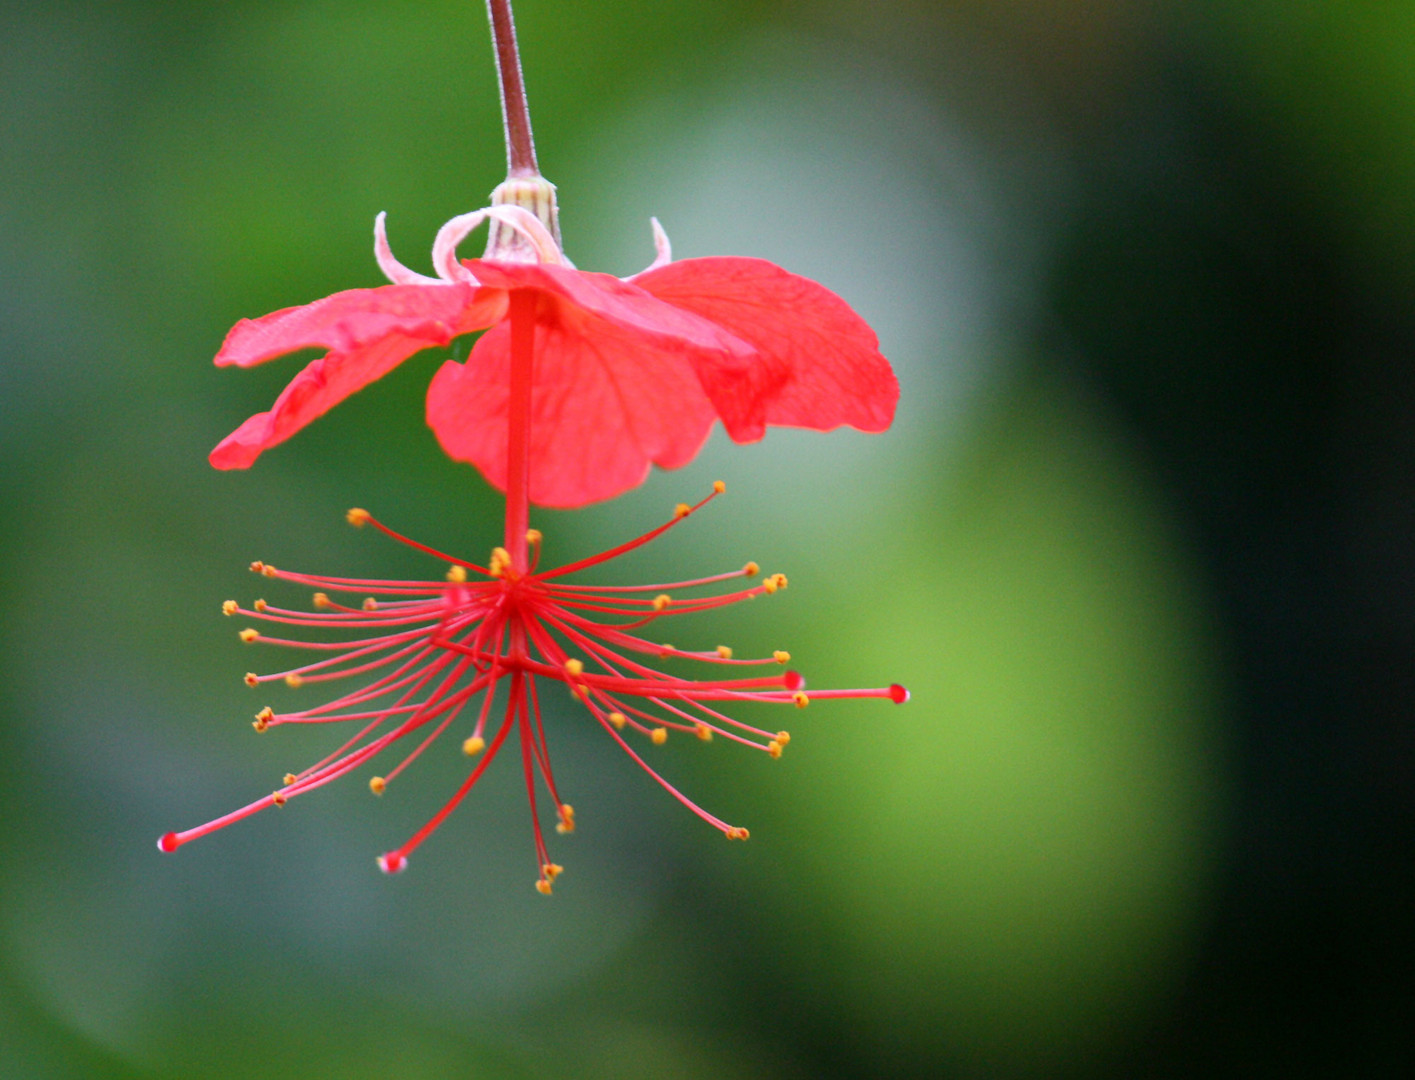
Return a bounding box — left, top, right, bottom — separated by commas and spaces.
165, 0, 908, 890
209, 181, 899, 507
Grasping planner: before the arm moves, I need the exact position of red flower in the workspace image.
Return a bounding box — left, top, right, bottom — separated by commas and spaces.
159, 490, 907, 893
210, 194, 898, 507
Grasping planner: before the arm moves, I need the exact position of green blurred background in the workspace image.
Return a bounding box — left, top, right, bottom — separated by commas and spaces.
3, 1, 1412, 1076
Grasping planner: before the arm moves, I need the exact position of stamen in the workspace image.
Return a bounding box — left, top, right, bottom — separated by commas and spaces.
172, 483, 904, 876
489, 547, 512, 578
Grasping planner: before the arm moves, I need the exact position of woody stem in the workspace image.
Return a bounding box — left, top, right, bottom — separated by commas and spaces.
486, 0, 539, 178
505, 289, 536, 573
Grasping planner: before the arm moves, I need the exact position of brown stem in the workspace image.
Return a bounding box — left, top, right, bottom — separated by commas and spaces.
486, 0, 539, 177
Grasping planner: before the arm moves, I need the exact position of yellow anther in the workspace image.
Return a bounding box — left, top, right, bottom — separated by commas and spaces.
695, 724, 713, 742
570, 684, 589, 701
659, 644, 675, 658
775, 730, 791, 746
362, 597, 378, 612
713, 480, 726, 494
261, 564, 277, 578
767, 740, 783, 759
239, 628, 258, 643
446, 564, 467, 584
716, 645, 733, 660
555, 820, 574, 834
462, 735, 486, 757
651, 727, 668, 745
556, 804, 576, 834
653, 594, 671, 611
221, 600, 238, 616
249, 561, 264, 574
564, 658, 584, 677
535, 879, 553, 896
369, 776, 386, 796
743, 561, 760, 577
312, 592, 331, 609
793, 691, 809, 709
284, 673, 304, 689
543, 862, 564, 881
252, 707, 272, 733
272, 792, 287, 807
346, 507, 370, 527
283, 773, 298, 785
607, 711, 627, 730
488, 546, 511, 577
763, 576, 779, 594
560, 803, 575, 822
243, 672, 259, 688
726, 827, 750, 841
674, 502, 692, 519
254, 599, 268, 612
773, 650, 791, 664
526, 528, 542, 545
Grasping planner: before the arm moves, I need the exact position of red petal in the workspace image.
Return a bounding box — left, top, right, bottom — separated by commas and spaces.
633, 257, 898, 437
427, 301, 718, 508
210, 284, 505, 469
464, 260, 778, 441
215, 283, 501, 367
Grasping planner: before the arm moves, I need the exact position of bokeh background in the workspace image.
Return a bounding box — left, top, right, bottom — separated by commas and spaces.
3, 1, 1412, 1076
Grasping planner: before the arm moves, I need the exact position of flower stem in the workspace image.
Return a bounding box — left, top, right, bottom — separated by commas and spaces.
505, 289, 536, 572
486, 0, 539, 178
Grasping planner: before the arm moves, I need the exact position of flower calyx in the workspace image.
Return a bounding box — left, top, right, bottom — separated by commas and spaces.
486, 175, 564, 262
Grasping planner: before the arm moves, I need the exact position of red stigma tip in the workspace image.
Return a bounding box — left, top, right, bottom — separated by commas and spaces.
889, 683, 910, 704
156, 832, 179, 853
377, 851, 407, 874
782, 670, 805, 692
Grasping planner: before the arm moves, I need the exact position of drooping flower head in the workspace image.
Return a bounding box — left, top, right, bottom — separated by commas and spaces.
163, 0, 907, 890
